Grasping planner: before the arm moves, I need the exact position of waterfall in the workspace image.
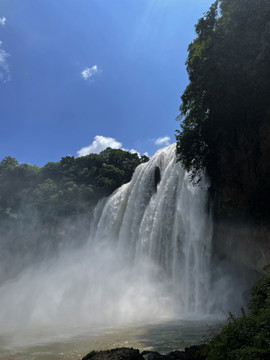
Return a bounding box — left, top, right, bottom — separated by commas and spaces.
92, 144, 213, 315
0, 144, 213, 334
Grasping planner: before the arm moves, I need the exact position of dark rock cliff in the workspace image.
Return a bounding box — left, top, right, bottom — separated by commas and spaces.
210, 120, 270, 272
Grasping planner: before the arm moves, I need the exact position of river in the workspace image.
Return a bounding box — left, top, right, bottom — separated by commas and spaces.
0, 318, 219, 360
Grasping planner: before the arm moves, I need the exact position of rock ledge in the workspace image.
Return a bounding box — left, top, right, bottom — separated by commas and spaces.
82, 345, 206, 360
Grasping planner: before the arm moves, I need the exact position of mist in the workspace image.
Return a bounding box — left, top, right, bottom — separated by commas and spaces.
0, 145, 257, 348
0, 240, 175, 333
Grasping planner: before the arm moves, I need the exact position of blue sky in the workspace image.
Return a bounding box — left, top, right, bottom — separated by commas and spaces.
0, 0, 213, 166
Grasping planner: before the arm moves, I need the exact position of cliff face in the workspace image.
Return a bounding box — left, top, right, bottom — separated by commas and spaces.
211, 120, 270, 271
212, 220, 270, 272
213, 121, 270, 218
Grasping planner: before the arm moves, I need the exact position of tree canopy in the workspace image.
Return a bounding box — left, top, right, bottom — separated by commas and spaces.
0, 148, 148, 223
176, 0, 270, 186
0, 149, 148, 279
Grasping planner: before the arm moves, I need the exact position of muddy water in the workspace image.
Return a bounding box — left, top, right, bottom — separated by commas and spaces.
0, 319, 218, 360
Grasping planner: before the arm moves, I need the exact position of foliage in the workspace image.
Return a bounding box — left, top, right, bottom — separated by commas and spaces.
248, 269, 270, 316
204, 271, 270, 360
176, 0, 270, 184
0, 148, 148, 223
0, 149, 148, 278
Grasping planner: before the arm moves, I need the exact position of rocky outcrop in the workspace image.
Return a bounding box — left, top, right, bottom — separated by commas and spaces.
142, 346, 206, 360
82, 346, 206, 360
82, 348, 144, 360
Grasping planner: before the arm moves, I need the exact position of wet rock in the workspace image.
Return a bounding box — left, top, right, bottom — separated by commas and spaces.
183, 345, 206, 360
154, 166, 161, 190
140, 346, 206, 360
166, 350, 186, 360
141, 350, 168, 360
82, 345, 206, 360
82, 347, 144, 360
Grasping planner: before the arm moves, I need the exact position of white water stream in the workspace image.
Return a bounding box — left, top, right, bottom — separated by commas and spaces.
92, 144, 212, 315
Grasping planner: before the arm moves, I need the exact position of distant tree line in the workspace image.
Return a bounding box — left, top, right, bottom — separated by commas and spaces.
0, 148, 148, 223
0, 148, 148, 279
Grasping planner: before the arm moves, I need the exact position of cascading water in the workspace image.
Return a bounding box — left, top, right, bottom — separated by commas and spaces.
0, 144, 213, 338
92, 144, 213, 316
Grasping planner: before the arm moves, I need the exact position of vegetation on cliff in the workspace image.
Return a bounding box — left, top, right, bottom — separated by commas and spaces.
203, 269, 270, 360
176, 0, 270, 218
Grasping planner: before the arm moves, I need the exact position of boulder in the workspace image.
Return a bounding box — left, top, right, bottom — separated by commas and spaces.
82, 347, 144, 360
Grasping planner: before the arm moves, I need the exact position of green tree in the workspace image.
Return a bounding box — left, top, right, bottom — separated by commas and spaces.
0, 156, 19, 170
176, 0, 270, 185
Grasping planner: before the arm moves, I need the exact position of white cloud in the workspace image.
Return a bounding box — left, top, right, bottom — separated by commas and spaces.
0, 17, 6, 27
77, 135, 145, 158
154, 136, 171, 147
129, 148, 141, 157
77, 135, 123, 156
81, 65, 99, 81
0, 41, 10, 82
128, 149, 148, 158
